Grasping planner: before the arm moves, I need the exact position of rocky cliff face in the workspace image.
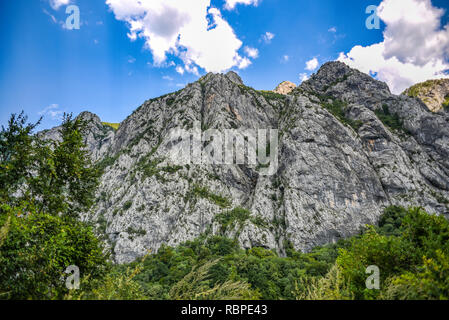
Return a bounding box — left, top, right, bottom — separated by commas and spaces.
47, 62, 449, 264
403, 79, 449, 113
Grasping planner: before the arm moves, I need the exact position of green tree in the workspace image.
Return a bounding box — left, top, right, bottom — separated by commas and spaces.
0, 112, 99, 218
0, 203, 108, 300
30, 113, 100, 217
383, 250, 449, 300
0, 112, 41, 203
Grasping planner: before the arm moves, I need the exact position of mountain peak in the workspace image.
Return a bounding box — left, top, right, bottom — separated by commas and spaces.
274, 81, 296, 95
225, 71, 243, 85
76, 111, 102, 123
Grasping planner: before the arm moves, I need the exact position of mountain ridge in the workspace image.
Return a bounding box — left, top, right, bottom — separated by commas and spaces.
41, 61, 449, 264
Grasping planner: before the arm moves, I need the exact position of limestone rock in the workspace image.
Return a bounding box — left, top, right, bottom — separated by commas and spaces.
274, 81, 296, 95
403, 79, 449, 112
41, 63, 449, 264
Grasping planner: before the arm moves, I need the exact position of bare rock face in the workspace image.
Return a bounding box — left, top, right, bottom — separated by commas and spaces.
403, 79, 449, 112
274, 81, 296, 95
42, 62, 449, 264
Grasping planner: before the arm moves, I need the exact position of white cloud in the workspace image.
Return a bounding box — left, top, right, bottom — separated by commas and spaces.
305, 57, 319, 71
39, 104, 64, 120
261, 31, 275, 43
282, 55, 289, 63
106, 0, 254, 74
338, 0, 449, 94
128, 57, 136, 63
163, 75, 174, 81
237, 56, 252, 69
224, 0, 260, 10
185, 64, 199, 76
49, 0, 71, 10
244, 46, 259, 59
176, 65, 185, 75
328, 27, 337, 33
299, 73, 309, 82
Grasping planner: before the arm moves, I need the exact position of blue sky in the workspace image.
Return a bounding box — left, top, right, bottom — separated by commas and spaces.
0, 0, 448, 130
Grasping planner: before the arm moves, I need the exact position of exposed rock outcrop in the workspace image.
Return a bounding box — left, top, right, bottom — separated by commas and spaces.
274, 81, 296, 95
403, 79, 449, 112
43, 62, 449, 264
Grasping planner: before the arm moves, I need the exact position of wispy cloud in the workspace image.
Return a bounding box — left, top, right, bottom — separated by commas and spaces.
224, 0, 260, 10
299, 73, 309, 82
49, 0, 71, 10
261, 31, 275, 44
39, 104, 64, 120
176, 66, 185, 75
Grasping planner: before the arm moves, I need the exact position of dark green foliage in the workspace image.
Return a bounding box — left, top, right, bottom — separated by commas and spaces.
428, 189, 449, 205
375, 105, 410, 135
123, 200, 133, 211
335, 207, 449, 300
321, 99, 363, 131
216, 207, 251, 232
0, 203, 108, 300
136, 156, 164, 181
116, 206, 449, 301
161, 165, 183, 174
0, 112, 100, 218
322, 73, 350, 91
0, 112, 41, 202
0, 112, 115, 300
95, 154, 120, 173
216, 207, 269, 234
192, 185, 231, 208
376, 205, 408, 236
258, 90, 286, 101
119, 235, 341, 300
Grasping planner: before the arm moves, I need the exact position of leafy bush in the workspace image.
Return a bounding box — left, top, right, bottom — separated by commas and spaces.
313, 206, 449, 300
383, 250, 449, 300
193, 185, 231, 208
216, 207, 251, 232
0, 204, 108, 300
321, 99, 363, 131
118, 235, 340, 300
375, 105, 410, 135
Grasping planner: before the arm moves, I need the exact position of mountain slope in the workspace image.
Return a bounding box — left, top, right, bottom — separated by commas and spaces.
53, 62, 449, 264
